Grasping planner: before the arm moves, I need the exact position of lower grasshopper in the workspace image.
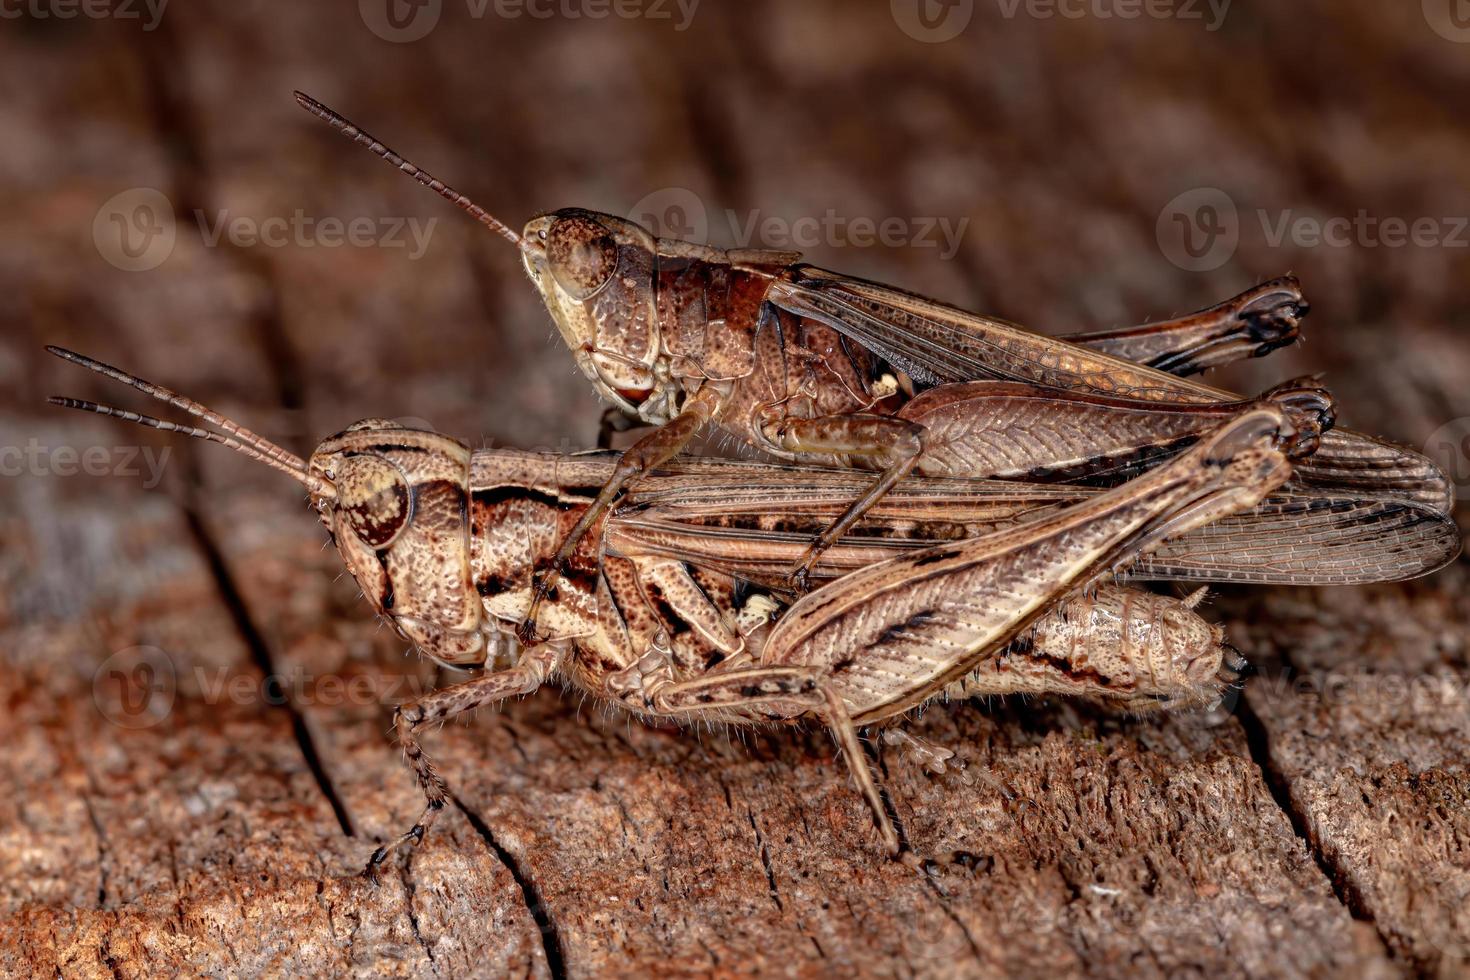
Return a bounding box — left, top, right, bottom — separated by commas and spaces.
51, 347, 1300, 869
293, 94, 1453, 638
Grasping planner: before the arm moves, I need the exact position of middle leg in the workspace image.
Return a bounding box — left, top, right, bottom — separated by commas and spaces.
769, 413, 927, 592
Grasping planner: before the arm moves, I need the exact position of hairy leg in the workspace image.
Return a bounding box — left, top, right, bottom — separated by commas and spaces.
365, 644, 560, 879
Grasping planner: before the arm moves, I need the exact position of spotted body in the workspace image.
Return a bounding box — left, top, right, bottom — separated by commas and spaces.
300, 418, 1286, 740
311, 429, 1238, 713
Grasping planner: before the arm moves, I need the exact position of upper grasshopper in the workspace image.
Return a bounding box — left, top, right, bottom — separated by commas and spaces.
52, 346, 1331, 870
294, 94, 1455, 645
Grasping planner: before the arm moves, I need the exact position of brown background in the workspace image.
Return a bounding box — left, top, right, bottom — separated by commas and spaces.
2, 1, 1469, 976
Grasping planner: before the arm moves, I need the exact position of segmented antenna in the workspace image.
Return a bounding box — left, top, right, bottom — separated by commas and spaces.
293, 91, 525, 249
48, 396, 332, 494
45, 347, 335, 497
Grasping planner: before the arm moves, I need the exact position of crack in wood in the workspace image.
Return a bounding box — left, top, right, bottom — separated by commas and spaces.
183, 506, 357, 838
450, 793, 567, 980
399, 858, 439, 975
1234, 685, 1386, 939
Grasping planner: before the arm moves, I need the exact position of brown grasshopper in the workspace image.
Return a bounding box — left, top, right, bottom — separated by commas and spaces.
293, 94, 1453, 641
51, 346, 1303, 870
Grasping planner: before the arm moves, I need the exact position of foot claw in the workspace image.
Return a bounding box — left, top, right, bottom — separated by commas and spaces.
519, 565, 564, 642
361, 807, 440, 879
363, 847, 389, 882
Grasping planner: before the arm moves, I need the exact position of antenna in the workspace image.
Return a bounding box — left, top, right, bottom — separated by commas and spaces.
45, 347, 334, 497
294, 91, 525, 250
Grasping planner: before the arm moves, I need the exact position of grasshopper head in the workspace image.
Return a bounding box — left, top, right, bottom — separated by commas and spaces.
293, 95, 676, 423
46, 348, 488, 670
519, 208, 671, 421
307, 420, 486, 667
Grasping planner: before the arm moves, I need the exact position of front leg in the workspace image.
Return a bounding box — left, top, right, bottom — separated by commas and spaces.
365, 643, 561, 879
519, 385, 725, 642
770, 413, 927, 592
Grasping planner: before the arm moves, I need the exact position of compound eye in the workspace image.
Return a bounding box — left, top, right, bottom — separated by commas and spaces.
335, 455, 411, 548
546, 214, 618, 299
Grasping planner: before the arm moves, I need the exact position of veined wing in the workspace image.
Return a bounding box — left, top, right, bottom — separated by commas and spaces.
610, 465, 1460, 587
766, 266, 1451, 512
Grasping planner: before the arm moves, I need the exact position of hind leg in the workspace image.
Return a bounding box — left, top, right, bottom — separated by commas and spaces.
642, 666, 901, 857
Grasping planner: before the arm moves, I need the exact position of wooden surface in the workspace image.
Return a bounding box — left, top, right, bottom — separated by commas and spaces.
2, 2, 1469, 976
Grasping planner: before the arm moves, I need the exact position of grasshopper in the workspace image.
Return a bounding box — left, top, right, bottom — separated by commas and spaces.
293, 94, 1453, 641
51, 347, 1303, 869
